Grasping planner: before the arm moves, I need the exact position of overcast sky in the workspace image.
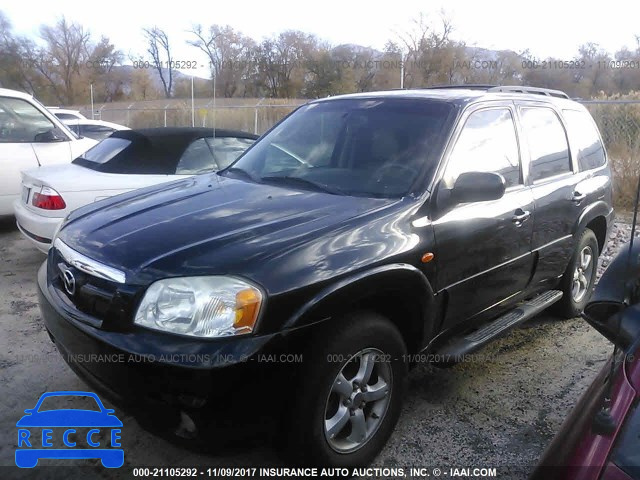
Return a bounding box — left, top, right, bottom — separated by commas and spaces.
3, 0, 640, 71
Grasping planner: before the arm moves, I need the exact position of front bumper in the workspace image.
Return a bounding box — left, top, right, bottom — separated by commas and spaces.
37, 262, 304, 424
13, 199, 62, 252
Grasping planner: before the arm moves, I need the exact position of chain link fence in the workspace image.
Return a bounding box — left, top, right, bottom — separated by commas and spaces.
74, 98, 640, 210
583, 101, 640, 210
75, 99, 306, 135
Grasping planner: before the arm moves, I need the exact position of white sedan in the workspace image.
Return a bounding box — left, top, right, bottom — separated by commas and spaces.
0, 88, 97, 216
14, 127, 257, 252
62, 118, 130, 141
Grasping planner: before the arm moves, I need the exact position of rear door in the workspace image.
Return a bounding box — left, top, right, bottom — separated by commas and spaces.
0, 95, 72, 215
516, 103, 579, 284
433, 103, 535, 329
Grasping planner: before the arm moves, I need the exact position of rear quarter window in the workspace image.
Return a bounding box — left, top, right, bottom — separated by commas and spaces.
562, 109, 607, 171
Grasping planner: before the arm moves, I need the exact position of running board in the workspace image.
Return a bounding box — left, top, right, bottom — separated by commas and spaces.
432, 290, 563, 366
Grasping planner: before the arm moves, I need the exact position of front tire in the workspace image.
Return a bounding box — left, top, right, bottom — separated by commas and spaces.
555, 228, 599, 318
284, 312, 408, 466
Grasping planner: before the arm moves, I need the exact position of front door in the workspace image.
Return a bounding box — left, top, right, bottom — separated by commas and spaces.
433, 105, 535, 329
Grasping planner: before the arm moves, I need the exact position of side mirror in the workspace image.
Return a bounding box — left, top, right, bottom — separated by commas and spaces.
583, 303, 640, 352
437, 171, 506, 211
34, 129, 64, 143
452, 172, 506, 204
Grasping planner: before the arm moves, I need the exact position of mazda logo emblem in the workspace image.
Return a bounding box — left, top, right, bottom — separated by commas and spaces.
62, 269, 76, 296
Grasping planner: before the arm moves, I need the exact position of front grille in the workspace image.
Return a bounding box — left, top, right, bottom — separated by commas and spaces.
48, 246, 139, 329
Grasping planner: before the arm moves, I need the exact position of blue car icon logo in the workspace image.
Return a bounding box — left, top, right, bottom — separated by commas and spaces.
16, 391, 123, 468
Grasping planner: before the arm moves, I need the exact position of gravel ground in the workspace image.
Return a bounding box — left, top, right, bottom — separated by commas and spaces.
0, 218, 633, 480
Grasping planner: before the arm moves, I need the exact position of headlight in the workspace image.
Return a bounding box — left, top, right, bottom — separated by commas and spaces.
134, 276, 263, 338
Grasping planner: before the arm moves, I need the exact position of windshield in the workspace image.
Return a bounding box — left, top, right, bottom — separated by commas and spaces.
225, 98, 454, 198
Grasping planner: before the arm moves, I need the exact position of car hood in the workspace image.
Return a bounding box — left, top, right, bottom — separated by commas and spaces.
58, 174, 397, 283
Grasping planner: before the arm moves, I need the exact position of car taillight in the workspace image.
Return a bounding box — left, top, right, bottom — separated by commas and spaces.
32, 186, 66, 210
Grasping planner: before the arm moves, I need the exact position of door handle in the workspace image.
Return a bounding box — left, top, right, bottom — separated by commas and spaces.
572, 191, 586, 203
512, 209, 530, 224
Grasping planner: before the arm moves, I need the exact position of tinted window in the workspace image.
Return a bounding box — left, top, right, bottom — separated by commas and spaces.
229, 99, 454, 198
0, 97, 65, 143
175, 138, 216, 174
444, 108, 521, 189
207, 137, 255, 169
76, 137, 131, 164
520, 107, 571, 181
81, 124, 116, 141
55, 112, 80, 120
562, 109, 606, 170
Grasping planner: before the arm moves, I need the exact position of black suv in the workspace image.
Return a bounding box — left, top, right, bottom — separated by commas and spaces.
38, 86, 614, 466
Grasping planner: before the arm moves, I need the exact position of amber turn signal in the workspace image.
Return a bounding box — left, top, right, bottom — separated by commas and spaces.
421, 252, 435, 263
234, 288, 262, 332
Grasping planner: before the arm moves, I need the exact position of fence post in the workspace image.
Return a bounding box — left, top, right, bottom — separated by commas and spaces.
254, 97, 265, 134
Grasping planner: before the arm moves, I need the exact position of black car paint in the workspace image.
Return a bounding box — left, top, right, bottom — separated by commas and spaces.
39, 89, 614, 412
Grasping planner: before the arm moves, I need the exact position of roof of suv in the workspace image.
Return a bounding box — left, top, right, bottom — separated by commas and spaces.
317, 85, 578, 108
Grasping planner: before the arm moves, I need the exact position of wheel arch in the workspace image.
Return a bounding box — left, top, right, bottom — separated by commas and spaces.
284, 264, 436, 354
574, 201, 611, 255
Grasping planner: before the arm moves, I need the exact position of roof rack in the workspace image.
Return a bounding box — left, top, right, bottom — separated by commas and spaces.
487, 86, 570, 99
418, 84, 498, 91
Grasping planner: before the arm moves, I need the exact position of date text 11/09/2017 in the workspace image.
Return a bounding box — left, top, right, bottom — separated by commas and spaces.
131, 466, 499, 477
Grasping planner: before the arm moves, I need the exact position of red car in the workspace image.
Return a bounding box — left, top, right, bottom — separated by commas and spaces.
533, 224, 640, 479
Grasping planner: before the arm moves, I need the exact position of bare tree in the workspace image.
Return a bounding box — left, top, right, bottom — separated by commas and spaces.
143, 26, 173, 98
188, 24, 255, 97
37, 17, 91, 103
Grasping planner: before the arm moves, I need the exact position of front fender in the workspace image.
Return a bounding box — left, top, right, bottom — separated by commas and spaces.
283, 263, 436, 349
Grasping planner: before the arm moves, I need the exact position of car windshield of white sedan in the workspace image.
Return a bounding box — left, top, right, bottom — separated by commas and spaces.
77, 137, 131, 164
226, 98, 453, 198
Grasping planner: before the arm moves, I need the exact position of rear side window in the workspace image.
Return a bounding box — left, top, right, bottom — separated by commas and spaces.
562, 109, 606, 170
207, 136, 255, 169
175, 138, 216, 174
54, 112, 80, 120
520, 107, 571, 182
444, 108, 521, 189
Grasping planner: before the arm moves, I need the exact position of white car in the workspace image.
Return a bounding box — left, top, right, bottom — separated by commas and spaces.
14, 127, 258, 252
46, 107, 87, 121
62, 118, 130, 141
0, 89, 97, 216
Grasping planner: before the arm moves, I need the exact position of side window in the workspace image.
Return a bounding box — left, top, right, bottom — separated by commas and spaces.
520, 107, 571, 181
54, 112, 80, 120
206, 137, 255, 169
444, 108, 521, 189
562, 109, 606, 171
82, 125, 116, 141
0, 96, 67, 143
175, 138, 216, 174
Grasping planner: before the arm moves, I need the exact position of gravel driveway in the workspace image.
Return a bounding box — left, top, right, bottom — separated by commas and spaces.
0, 218, 632, 479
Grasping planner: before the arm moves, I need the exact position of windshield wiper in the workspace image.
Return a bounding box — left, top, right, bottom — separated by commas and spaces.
260, 175, 345, 195
222, 167, 262, 183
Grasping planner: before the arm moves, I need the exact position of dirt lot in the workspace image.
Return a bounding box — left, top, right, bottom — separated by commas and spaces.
0, 217, 617, 479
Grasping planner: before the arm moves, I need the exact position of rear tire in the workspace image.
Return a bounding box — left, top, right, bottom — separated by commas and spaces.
555, 228, 599, 318
283, 311, 408, 466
